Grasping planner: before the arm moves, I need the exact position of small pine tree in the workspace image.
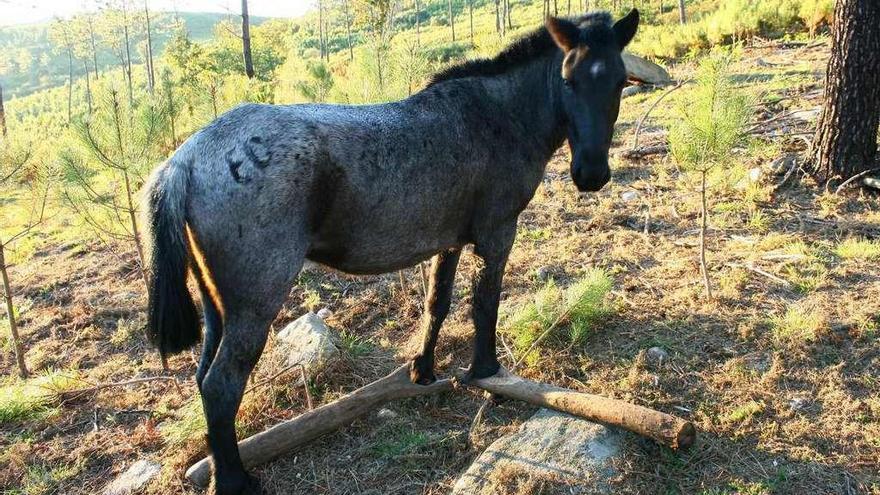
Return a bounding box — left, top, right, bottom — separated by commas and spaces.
1, 138, 50, 378
60, 87, 166, 289
296, 61, 335, 102
668, 51, 751, 299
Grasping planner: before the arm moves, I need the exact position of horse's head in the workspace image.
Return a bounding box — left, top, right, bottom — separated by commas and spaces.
547, 10, 639, 192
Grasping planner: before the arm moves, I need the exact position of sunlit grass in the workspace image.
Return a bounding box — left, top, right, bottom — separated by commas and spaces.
835, 238, 880, 261
0, 370, 82, 425
503, 269, 614, 364
771, 304, 825, 347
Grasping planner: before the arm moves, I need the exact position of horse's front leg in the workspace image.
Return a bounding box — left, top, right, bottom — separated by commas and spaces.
410, 248, 462, 385
465, 224, 516, 382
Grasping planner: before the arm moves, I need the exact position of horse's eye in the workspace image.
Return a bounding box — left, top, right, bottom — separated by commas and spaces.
563, 79, 575, 89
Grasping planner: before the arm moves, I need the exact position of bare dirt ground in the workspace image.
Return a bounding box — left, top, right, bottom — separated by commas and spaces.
2, 41, 879, 495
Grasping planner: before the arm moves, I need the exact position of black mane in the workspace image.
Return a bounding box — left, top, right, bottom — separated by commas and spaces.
427, 12, 614, 87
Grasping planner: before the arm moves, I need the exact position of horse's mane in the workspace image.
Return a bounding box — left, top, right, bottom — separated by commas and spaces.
426, 12, 614, 88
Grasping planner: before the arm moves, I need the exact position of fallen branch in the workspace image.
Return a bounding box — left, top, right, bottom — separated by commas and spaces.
620, 144, 669, 160
462, 367, 696, 450
727, 262, 791, 287
54, 376, 179, 403
631, 79, 687, 150
834, 167, 880, 195
185, 364, 453, 488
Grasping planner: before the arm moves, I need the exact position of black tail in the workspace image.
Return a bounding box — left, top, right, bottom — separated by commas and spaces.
144, 160, 200, 357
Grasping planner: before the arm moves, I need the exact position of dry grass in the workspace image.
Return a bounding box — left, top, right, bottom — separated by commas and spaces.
2, 41, 879, 495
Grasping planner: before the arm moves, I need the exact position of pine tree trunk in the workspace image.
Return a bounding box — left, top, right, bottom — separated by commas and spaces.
241, 0, 255, 79
122, 6, 134, 107
0, 240, 29, 378
468, 0, 474, 45
66, 48, 73, 124
807, 0, 880, 183
318, 0, 326, 61
89, 17, 100, 80
678, 0, 686, 24
345, 0, 354, 60
415, 0, 421, 46
505, 0, 512, 29
83, 60, 92, 115
144, 0, 155, 93
448, 0, 456, 42
0, 85, 7, 137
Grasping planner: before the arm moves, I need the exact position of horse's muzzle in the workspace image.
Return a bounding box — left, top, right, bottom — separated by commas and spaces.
571, 156, 611, 192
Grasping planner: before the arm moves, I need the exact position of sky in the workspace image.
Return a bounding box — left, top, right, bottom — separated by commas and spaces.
0, 0, 314, 26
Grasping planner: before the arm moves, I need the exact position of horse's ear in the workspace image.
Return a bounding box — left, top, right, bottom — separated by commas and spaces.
546, 17, 580, 52
613, 9, 639, 49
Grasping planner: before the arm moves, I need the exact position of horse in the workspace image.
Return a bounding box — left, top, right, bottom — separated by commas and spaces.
143, 9, 639, 494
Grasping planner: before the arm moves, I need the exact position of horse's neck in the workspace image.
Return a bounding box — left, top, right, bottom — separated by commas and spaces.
478, 56, 567, 159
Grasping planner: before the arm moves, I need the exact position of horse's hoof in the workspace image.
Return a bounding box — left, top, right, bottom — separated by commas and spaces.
409, 358, 437, 385
213, 473, 262, 495
461, 361, 501, 384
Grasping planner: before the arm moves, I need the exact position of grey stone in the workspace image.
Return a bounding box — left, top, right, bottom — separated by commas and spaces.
103, 459, 161, 495
647, 346, 669, 365
789, 397, 809, 412
621, 85, 647, 99
377, 408, 398, 420
275, 312, 340, 378
316, 307, 333, 320
452, 409, 622, 494
536, 266, 554, 281
620, 190, 640, 202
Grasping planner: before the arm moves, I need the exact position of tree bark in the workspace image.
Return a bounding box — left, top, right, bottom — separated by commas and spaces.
807, 0, 880, 183
0, 85, 7, 137
678, 0, 686, 24
318, 0, 326, 61
0, 240, 28, 378
241, 0, 255, 79
83, 60, 92, 115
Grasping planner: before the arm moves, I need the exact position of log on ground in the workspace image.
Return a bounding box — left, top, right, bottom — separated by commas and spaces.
184, 364, 453, 488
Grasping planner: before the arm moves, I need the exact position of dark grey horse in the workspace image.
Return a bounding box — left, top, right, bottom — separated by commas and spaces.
144, 10, 638, 494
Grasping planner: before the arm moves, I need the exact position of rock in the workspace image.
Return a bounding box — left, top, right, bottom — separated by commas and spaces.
452, 409, 622, 495
789, 107, 821, 123
789, 397, 809, 412
275, 312, 340, 379
646, 346, 669, 365
622, 52, 673, 86
316, 307, 333, 320
377, 408, 398, 420
536, 266, 554, 281
620, 190, 640, 202
864, 177, 880, 191
103, 459, 161, 495
748, 167, 763, 183
767, 155, 797, 176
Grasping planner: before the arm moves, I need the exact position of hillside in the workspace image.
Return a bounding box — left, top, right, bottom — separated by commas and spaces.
0, 12, 270, 98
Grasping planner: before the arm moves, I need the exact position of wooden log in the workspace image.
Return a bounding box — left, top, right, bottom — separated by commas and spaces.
464, 367, 696, 450
185, 364, 453, 488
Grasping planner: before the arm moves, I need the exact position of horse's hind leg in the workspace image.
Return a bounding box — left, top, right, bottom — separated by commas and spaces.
410, 248, 462, 385
198, 238, 307, 494
195, 286, 222, 391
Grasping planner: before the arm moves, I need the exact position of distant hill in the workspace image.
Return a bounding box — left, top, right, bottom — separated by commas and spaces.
0, 11, 270, 98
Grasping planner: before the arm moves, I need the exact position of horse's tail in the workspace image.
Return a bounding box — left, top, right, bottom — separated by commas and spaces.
143, 156, 200, 357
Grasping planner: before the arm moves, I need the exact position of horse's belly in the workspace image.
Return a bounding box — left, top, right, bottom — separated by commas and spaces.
306, 229, 465, 275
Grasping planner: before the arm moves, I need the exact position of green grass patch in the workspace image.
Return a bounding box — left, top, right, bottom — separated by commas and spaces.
771, 304, 825, 347
503, 269, 614, 364
371, 430, 432, 459
723, 400, 765, 424
835, 238, 880, 261
339, 330, 374, 358
0, 370, 82, 425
